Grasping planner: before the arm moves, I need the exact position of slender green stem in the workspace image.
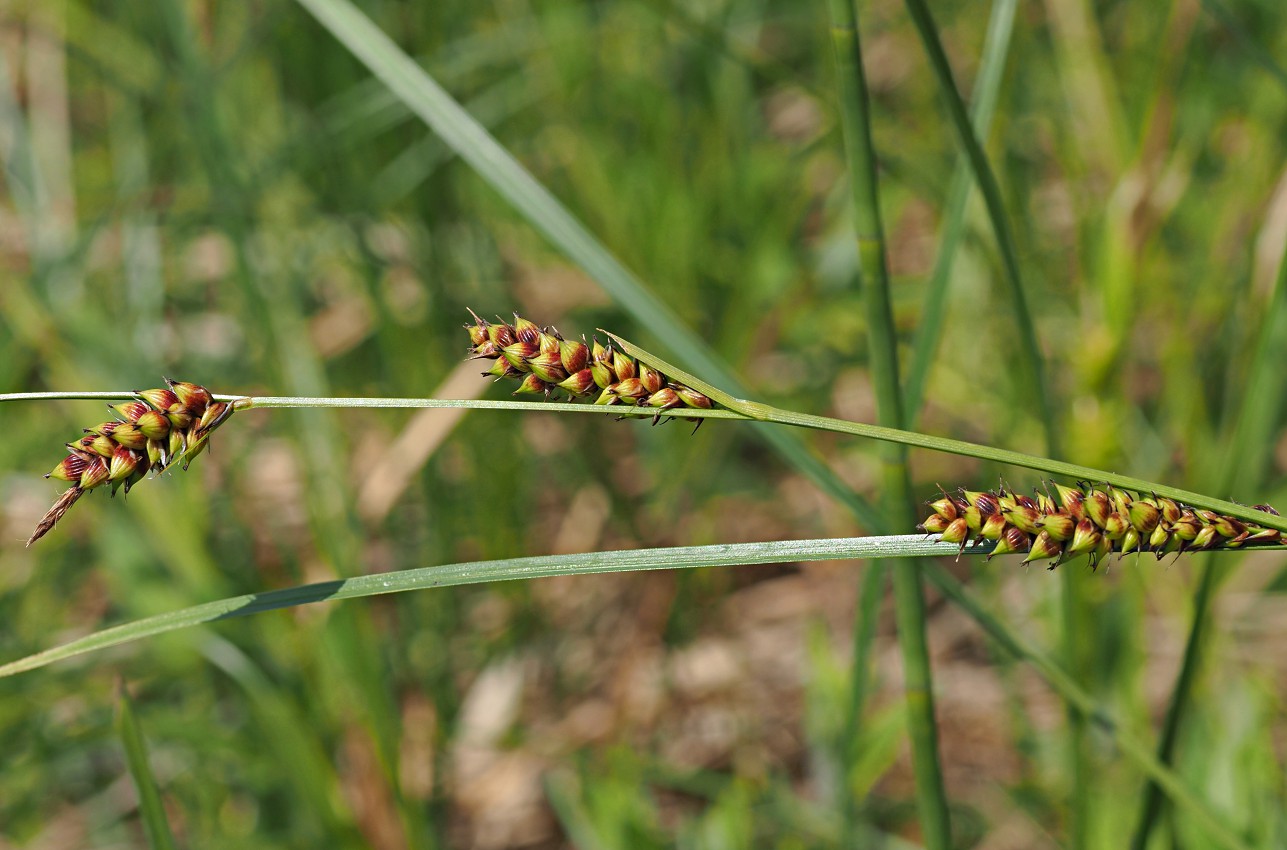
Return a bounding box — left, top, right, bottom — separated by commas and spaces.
840, 562, 886, 842
117, 684, 179, 850
828, 0, 951, 845
12, 386, 1287, 536
0, 535, 982, 678
1131, 211, 1287, 846
924, 565, 1250, 850
292, 0, 884, 532
1129, 553, 1217, 850
903, 0, 1017, 422
902, 0, 1059, 456
3, 537, 1255, 848
749, 403, 1287, 532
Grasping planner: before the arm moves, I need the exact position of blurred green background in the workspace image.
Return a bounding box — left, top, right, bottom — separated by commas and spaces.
3, 0, 1287, 846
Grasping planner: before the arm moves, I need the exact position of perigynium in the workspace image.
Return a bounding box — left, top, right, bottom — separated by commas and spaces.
920, 482, 1283, 568
464, 310, 714, 424
27, 379, 233, 547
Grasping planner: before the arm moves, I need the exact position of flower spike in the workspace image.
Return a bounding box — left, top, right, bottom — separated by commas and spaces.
465, 309, 716, 427
919, 481, 1284, 568
27, 379, 234, 546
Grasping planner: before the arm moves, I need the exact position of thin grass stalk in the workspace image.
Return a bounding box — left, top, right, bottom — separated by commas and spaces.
1131, 232, 1287, 846
840, 562, 886, 842
901, 0, 1059, 456
924, 564, 1251, 850
117, 684, 179, 850
1, 538, 1254, 848
156, 6, 432, 843
1060, 565, 1090, 850
0, 535, 988, 678
291, 0, 884, 532
903, 0, 1016, 422
827, 0, 951, 845
894, 5, 1094, 833
13, 387, 1287, 537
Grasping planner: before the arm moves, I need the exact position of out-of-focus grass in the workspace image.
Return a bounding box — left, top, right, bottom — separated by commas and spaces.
1, 0, 1287, 847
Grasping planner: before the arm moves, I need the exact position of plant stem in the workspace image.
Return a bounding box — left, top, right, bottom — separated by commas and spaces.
117, 684, 179, 850
0, 534, 983, 678
902, 0, 1059, 456
1131, 203, 1287, 847
903, 0, 1017, 423
827, 0, 952, 845
12, 388, 1287, 537
292, 0, 884, 532
2, 537, 1254, 849
924, 565, 1250, 850
840, 561, 886, 842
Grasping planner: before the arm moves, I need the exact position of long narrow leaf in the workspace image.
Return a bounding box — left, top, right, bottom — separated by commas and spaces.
903, 0, 1059, 455
12, 540, 1254, 849
290, 0, 883, 531
903, 0, 1016, 422
117, 684, 179, 850
0, 535, 973, 678
827, 0, 950, 843
10, 386, 1287, 535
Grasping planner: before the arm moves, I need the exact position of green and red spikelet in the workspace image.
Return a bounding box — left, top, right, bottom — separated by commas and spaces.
464, 310, 714, 424
28, 379, 234, 546
919, 482, 1284, 569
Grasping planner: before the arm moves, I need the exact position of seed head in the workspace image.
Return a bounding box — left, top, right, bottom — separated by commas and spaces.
988, 526, 1030, 561
464, 310, 716, 425
105, 423, 147, 451
559, 339, 589, 374
557, 369, 597, 396
512, 315, 541, 343
514, 373, 551, 396
525, 351, 568, 384
927, 496, 958, 521
918, 480, 1286, 569
918, 514, 950, 534
28, 379, 234, 545
1024, 530, 1063, 566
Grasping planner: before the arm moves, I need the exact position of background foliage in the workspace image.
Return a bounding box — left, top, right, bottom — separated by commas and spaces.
2, 0, 1287, 846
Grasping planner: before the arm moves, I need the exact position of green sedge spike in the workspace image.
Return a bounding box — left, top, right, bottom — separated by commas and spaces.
920, 482, 1284, 570
465, 310, 716, 427
28, 380, 233, 547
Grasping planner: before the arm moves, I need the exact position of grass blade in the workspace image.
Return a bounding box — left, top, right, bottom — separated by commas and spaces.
827, 0, 950, 844
11, 387, 1287, 535
902, 0, 1059, 456
290, 0, 883, 531
903, 0, 1016, 422
1131, 214, 1287, 848
840, 562, 886, 842
117, 683, 179, 850
924, 565, 1251, 850
1, 535, 981, 679
10, 540, 1253, 849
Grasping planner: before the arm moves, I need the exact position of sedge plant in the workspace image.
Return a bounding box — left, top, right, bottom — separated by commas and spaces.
6, 0, 1287, 847
2, 314, 1276, 849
